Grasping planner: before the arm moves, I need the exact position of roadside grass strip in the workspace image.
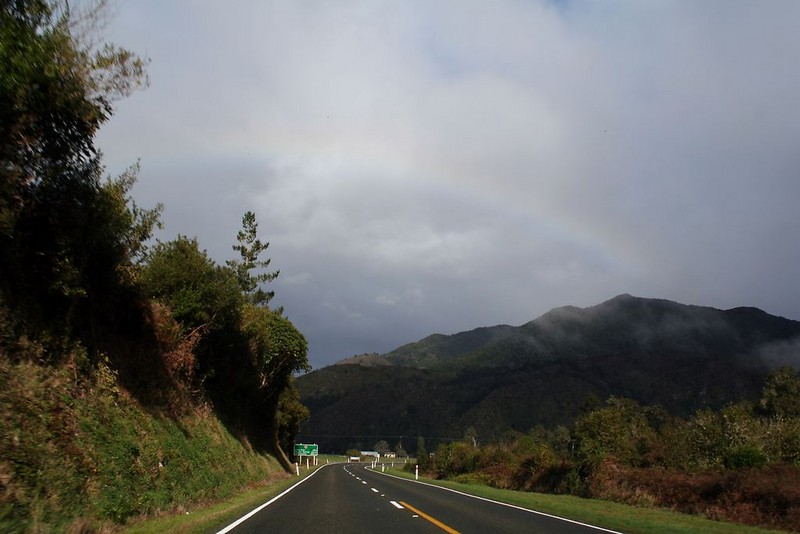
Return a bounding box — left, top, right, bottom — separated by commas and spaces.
371, 468, 620, 534
377, 468, 785, 534
216, 465, 330, 534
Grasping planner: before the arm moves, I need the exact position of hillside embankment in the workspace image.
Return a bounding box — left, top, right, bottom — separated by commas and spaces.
0, 353, 289, 533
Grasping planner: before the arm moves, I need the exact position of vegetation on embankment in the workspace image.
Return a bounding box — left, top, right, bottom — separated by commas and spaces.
122, 460, 339, 534
0, 358, 289, 532
1, 1, 310, 531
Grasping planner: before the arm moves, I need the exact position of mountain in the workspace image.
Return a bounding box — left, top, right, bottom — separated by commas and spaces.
296, 295, 800, 453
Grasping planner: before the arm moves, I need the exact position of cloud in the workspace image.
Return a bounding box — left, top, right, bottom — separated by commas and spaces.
97, 1, 800, 366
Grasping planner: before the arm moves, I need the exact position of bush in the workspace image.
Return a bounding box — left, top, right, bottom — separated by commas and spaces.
724, 445, 768, 469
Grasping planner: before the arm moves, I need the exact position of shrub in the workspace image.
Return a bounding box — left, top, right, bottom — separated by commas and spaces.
724, 445, 768, 469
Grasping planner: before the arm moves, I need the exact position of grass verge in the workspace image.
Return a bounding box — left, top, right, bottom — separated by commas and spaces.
122, 459, 343, 534
382, 469, 787, 534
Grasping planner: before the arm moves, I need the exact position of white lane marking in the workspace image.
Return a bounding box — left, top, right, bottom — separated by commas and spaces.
217, 464, 332, 533
362, 481, 367, 484
371, 488, 379, 493
390, 501, 404, 509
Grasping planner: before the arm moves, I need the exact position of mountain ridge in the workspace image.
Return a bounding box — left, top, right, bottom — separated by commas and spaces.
297, 295, 800, 453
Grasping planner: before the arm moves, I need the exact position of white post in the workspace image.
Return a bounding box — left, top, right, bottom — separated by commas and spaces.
415, 464, 419, 480
306, 457, 310, 470
381, 464, 385, 472
295, 462, 300, 476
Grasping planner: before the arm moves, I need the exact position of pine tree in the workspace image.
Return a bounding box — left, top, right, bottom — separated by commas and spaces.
227, 211, 279, 306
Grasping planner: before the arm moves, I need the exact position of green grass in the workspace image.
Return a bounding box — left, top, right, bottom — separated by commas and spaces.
0, 358, 287, 533
381, 469, 787, 534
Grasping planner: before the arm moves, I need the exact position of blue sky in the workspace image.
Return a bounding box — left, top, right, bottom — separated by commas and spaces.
96, 0, 800, 368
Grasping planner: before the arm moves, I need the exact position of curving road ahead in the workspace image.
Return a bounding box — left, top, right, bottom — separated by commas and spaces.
220, 463, 621, 533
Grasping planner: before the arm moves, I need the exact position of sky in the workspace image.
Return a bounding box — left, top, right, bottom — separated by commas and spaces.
95, 0, 800, 369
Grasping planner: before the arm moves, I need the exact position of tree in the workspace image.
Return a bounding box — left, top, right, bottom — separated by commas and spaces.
227, 211, 279, 306
574, 397, 656, 466
417, 436, 430, 469
0, 0, 152, 346
140, 237, 243, 334
241, 304, 310, 389
760, 366, 800, 418
374, 440, 390, 454
276, 378, 310, 462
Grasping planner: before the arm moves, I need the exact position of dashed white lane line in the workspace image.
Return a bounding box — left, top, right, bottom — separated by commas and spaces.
371, 488, 379, 493
390, 501, 404, 509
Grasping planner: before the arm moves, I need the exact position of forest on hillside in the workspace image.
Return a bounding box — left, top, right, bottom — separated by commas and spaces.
0, 1, 309, 530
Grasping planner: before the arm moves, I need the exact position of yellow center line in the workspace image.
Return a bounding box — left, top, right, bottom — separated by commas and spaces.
398, 501, 461, 534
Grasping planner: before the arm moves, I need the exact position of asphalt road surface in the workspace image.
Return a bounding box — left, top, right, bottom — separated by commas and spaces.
220, 463, 621, 533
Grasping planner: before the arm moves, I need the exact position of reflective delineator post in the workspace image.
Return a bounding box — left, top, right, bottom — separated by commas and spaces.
295, 462, 300, 476
415, 464, 419, 480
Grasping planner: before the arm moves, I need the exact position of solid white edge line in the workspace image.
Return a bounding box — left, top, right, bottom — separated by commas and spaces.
216, 463, 334, 534
368, 467, 623, 534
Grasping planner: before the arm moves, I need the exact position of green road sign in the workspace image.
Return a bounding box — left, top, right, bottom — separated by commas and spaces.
293, 443, 318, 456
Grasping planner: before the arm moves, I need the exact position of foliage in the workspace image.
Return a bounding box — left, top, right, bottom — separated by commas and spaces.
759, 365, 800, 418
408, 367, 800, 532
0, 0, 158, 355
276, 378, 310, 458
0, 0, 311, 528
226, 211, 279, 306
241, 304, 310, 388
0, 356, 284, 532
417, 436, 430, 469
140, 237, 243, 334
574, 397, 656, 467
137, 232, 310, 471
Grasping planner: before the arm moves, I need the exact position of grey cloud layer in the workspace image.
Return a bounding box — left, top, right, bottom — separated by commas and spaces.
97, 1, 800, 367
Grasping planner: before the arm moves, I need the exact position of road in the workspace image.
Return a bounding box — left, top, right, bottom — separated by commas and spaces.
220, 463, 621, 533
